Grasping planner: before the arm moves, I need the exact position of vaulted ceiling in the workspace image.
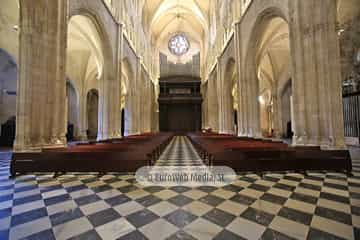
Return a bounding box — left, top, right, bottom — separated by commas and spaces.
66, 16, 104, 91
142, 0, 210, 63
257, 17, 290, 98
0, 0, 358, 68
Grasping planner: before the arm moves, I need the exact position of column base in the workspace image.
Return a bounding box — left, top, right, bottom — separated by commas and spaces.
13, 140, 67, 153
77, 135, 88, 141
292, 135, 346, 150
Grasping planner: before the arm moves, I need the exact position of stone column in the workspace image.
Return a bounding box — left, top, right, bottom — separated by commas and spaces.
289, 0, 345, 148
153, 83, 160, 132
236, 23, 261, 139
132, 56, 141, 135
144, 74, 150, 133
97, 25, 121, 141
271, 88, 281, 138
235, 22, 262, 138
217, 59, 225, 133
204, 86, 209, 129
145, 78, 152, 132
235, 22, 247, 137
142, 76, 146, 133
113, 23, 123, 138
97, 69, 117, 140
150, 82, 156, 132
77, 93, 88, 141
15, 0, 68, 152
225, 80, 235, 134
207, 80, 213, 130
276, 89, 284, 137
201, 83, 209, 129
247, 63, 262, 138
208, 73, 219, 132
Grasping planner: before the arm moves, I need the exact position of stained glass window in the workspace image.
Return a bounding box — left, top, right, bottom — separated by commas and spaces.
168, 33, 190, 56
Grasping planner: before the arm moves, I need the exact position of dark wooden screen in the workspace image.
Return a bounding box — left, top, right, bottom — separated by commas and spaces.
343, 91, 360, 139
158, 76, 202, 133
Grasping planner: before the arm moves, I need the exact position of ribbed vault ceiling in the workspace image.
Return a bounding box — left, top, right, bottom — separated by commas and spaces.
142, 0, 210, 63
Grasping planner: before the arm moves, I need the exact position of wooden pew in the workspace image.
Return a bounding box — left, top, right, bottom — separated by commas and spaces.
187, 132, 352, 174
10, 133, 174, 177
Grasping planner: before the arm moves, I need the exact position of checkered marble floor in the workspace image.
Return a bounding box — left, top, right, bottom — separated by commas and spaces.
0, 142, 360, 240
156, 136, 204, 166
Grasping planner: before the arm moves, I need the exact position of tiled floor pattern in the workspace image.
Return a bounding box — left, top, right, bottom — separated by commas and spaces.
0, 143, 359, 239
156, 136, 204, 166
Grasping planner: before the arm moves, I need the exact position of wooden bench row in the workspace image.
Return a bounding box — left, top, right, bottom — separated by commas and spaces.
187, 132, 352, 174
10, 133, 174, 177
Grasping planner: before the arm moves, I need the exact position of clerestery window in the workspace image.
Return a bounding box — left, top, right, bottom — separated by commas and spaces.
168, 33, 190, 56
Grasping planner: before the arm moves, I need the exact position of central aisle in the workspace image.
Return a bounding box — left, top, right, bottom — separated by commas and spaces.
156, 136, 204, 166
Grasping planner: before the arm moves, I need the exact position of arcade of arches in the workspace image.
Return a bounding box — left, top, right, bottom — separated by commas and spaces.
0, 1, 360, 240
0, 0, 358, 151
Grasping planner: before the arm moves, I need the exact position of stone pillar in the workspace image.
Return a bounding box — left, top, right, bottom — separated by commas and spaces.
235, 22, 261, 138
15, 0, 68, 152
289, 0, 345, 148
140, 73, 146, 133
247, 63, 262, 138
271, 89, 281, 138
150, 82, 156, 132
113, 23, 123, 139
97, 25, 122, 141
201, 83, 209, 129
145, 78, 152, 132
208, 73, 219, 132
204, 86, 209, 129
132, 56, 141, 135
225, 80, 235, 135
97, 70, 117, 141
276, 89, 284, 137
77, 93, 88, 141
144, 74, 150, 133
235, 22, 247, 137
217, 59, 225, 133
153, 83, 160, 132
142, 76, 146, 133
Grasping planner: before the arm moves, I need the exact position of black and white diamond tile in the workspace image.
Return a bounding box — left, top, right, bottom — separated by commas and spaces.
0, 140, 359, 239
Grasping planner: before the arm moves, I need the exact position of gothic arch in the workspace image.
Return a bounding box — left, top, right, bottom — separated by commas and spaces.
69, 0, 117, 66
242, 6, 291, 138
240, 2, 289, 56
69, 0, 121, 140
67, 11, 115, 85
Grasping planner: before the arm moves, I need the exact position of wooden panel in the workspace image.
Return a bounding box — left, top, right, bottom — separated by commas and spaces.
162, 103, 201, 132
158, 76, 202, 133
